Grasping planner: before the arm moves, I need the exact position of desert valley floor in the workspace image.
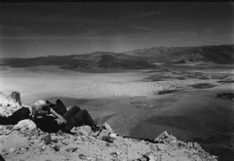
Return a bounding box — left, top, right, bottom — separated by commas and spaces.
0, 65, 234, 160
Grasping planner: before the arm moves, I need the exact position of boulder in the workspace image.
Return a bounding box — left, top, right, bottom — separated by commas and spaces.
13, 119, 36, 131
41, 134, 51, 145
9, 92, 21, 105
103, 123, 113, 133
0, 92, 22, 116
75, 126, 92, 136
154, 131, 177, 143
53, 144, 60, 151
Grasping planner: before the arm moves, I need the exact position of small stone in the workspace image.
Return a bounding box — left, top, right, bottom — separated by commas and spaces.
106, 143, 112, 147
25, 147, 30, 151
177, 141, 186, 148
20, 147, 25, 151
193, 142, 202, 151
57, 130, 63, 135
42, 134, 51, 145
9, 148, 16, 153
66, 147, 78, 152
53, 144, 60, 151
102, 136, 114, 143
77, 126, 92, 136
79, 154, 87, 160
81, 136, 86, 141
2, 150, 9, 155
40, 145, 46, 151
187, 142, 193, 148
154, 131, 169, 142
150, 144, 157, 152
4, 131, 11, 135
103, 123, 113, 133
6, 125, 13, 130
16, 150, 21, 154
62, 140, 69, 145
109, 133, 117, 139
110, 152, 120, 158
51, 136, 59, 143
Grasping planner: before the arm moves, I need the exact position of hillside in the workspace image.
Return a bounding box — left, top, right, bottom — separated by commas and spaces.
0, 91, 218, 161
124, 45, 234, 65
0, 45, 233, 71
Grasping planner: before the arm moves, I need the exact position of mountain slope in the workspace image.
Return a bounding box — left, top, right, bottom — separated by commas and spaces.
0, 91, 218, 161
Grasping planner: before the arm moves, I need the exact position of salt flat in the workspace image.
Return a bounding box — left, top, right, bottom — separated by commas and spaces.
1, 66, 232, 104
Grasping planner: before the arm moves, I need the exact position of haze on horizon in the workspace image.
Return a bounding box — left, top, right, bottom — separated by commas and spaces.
0, 2, 233, 58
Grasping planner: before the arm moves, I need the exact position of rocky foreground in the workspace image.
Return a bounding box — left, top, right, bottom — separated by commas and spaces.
0, 92, 218, 161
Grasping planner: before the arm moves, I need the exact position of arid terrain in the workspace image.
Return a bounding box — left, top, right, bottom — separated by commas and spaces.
0, 91, 218, 161
0, 45, 234, 160
1, 0, 233, 159
0, 64, 234, 160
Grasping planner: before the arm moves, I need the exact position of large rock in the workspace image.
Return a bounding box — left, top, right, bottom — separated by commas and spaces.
73, 126, 92, 136
103, 123, 114, 133
13, 119, 36, 131
0, 92, 22, 116
9, 91, 21, 105
154, 131, 177, 144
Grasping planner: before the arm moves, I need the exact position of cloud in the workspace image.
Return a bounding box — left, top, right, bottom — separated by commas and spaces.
0, 25, 36, 37
124, 11, 168, 19
43, 10, 85, 22
0, 25, 29, 31
131, 25, 154, 31
202, 28, 214, 34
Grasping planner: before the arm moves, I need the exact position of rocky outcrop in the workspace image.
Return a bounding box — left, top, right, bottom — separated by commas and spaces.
0, 91, 218, 161
0, 92, 22, 117
9, 91, 21, 106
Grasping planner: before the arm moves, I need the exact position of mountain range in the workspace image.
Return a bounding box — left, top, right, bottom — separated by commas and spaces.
0, 44, 233, 70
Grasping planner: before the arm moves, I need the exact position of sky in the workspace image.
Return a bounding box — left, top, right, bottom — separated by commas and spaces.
0, 2, 233, 58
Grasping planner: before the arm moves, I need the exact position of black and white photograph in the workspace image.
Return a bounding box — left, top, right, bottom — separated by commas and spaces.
0, 2, 233, 161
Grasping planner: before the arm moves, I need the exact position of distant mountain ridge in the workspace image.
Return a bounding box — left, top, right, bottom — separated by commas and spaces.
124, 44, 234, 64
0, 52, 155, 70
0, 45, 233, 70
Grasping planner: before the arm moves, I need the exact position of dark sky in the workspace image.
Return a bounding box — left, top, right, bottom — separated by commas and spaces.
0, 2, 233, 58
